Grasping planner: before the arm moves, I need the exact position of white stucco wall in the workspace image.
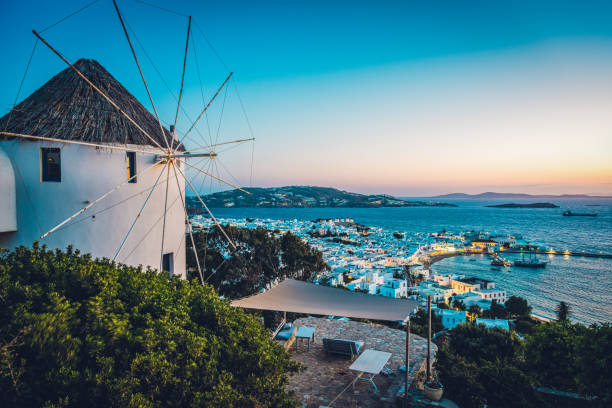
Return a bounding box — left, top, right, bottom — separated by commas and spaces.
0, 140, 186, 278
0, 147, 17, 232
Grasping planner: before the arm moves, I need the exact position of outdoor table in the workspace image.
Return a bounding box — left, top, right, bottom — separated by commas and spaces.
294, 326, 315, 351
348, 349, 392, 394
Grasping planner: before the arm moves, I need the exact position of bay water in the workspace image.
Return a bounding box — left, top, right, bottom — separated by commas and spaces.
204, 198, 612, 324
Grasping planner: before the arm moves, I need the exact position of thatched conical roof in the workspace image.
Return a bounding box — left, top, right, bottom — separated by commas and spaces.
0, 59, 179, 150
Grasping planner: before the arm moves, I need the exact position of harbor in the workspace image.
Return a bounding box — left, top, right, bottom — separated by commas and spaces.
191, 208, 612, 325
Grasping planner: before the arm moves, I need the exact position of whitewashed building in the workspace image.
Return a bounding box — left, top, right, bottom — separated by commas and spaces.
0, 59, 186, 278
474, 288, 507, 304
378, 279, 408, 298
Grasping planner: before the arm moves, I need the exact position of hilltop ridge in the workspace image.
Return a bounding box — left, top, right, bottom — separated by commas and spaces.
189, 186, 457, 209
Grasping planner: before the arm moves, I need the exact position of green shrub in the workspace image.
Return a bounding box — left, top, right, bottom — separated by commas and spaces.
187, 226, 327, 299
0, 244, 299, 407
435, 323, 541, 408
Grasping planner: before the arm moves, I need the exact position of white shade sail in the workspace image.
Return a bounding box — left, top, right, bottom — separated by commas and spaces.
231, 279, 418, 322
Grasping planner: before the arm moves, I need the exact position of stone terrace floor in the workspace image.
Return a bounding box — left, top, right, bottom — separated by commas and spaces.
286, 317, 435, 408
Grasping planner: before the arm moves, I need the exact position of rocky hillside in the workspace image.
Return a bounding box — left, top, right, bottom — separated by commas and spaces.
187, 186, 457, 209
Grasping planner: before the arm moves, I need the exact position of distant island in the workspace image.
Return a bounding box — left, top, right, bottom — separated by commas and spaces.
485, 203, 560, 209
432, 192, 611, 199
188, 186, 458, 209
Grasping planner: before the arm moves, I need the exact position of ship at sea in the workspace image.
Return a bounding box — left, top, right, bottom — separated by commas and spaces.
514, 250, 547, 268
563, 210, 597, 217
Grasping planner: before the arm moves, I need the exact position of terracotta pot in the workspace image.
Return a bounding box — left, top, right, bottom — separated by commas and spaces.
423, 383, 444, 401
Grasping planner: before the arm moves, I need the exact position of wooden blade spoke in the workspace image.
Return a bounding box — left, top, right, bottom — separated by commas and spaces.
182, 137, 255, 154
112, 0, 170, 150
113, 165, 166, 261
40, 161, 160, 239
180, 159, 250, 195
174, 162, 236, 250
32, 30, 165, 151
1, 132, 160, 155
177, 72, 233, 149
159, 163, 171, 271
170, 161, 204, 284
172, 16, 192, 135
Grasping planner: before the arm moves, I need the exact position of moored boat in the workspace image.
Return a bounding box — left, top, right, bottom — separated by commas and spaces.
491, 256, 511, 267
513, 251, 547, 268
563, 210, 597, 217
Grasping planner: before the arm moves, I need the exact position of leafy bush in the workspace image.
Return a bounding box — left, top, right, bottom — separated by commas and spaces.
480, 299, 507, 319
410, 307, 444, 337
0, 244, 299, 407
187, 226, 327, 299
504, 296, 531, 318
436, 320, 611, 407
525, 321, 611, 403
467, 304, 482, 317
435, 324, 541, 408
513, 315, 537, 334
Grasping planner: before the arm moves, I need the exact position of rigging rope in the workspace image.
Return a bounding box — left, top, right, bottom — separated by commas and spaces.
2, 39, 42, 235
123, 18, 209, 148
190, 31, 214, 147
213, 140, 248, 155
230, 80, 256, 186
113, 167, 165, 260
52, 178, 171, 233
193, 20, 230, 71
197, 158, 217, 272
4, 39, 38, 132
39, 0, 101, 33
214, 84, 229, 147
121, 193, 181, 262
217, 157, 243, 188
232, 80, 255, 139
133, 0, 188, 17
250, 141, 255, 187
118, 159, 205, 265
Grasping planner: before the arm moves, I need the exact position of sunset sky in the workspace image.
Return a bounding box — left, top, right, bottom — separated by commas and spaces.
1, 0, 611, 196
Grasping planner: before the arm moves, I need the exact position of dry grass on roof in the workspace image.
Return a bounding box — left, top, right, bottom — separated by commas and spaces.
0, 58, 184, 150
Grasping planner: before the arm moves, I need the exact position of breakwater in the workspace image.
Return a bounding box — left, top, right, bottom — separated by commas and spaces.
500, 249, 612, 259
424, 249, 612, 267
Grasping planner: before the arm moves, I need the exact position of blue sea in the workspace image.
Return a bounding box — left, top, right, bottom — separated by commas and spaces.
206, 198, 612, 324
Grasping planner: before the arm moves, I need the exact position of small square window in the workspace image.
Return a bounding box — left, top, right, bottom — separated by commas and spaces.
162, 252, 174, 275
41, 148, 61, 182
126, 152, 137, 183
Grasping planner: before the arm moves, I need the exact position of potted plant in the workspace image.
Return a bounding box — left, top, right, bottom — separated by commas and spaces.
423, 376, 444, 401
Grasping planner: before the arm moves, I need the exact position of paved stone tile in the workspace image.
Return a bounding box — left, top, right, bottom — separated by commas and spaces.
286, 318, 436, 407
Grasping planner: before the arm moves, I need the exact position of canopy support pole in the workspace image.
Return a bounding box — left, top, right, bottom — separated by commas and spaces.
405, 316, 411, 405
426, 295, 431, 381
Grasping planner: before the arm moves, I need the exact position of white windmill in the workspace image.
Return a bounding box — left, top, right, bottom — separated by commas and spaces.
0, 1, 254, 283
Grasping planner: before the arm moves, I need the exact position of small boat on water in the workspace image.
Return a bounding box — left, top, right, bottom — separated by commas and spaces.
563, 210, 597, 217
491, 257, 511, 267
514, 251, 547, 268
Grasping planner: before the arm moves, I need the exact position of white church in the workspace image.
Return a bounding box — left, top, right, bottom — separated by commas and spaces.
0, 59, 186, 278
